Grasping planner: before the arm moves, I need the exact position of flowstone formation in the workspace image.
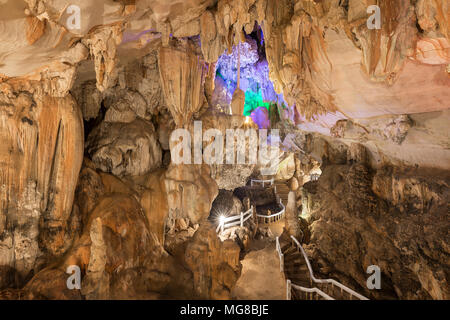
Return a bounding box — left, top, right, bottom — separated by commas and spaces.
0, 0, 449, 301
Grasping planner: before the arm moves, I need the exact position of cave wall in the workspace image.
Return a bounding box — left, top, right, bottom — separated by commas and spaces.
0, 0, 448, 300
296, 138, 449, 300
0, 79, 83, 284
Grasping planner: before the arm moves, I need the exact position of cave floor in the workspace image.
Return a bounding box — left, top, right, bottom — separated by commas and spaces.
231, 221, 286, 300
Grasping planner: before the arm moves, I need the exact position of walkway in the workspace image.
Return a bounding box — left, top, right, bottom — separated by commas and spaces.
232, 240, 286, 300
229, 177, 289, 300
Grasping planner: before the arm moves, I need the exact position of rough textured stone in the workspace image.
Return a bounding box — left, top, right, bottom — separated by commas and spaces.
87, 119, 162, 177
185, 222, 241, 299
303, 164, 449, 300
284, 191, 302, 239
158, 39, 207, 128
164, 164, 218, 226
0, 82, 83, 279
0, 0, 449, 302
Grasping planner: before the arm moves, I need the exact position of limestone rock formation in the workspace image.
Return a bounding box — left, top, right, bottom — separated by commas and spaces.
71, 80, 103, 121
211, 190, 243, 218
112, 50, 168, 118
0, 82, 83, 281
331, 115, 413, 145
158, 39, 207, 128
86, 119, 162, 177
12, 161, 182, 300
140, 169, 170, 246
275, 153, 296, 181
83, 24, 125, 92
164, 164, 218, 227
103, 90, 149, 123
352, 0, 418, 83
23, 194, 164, 300
303, 163, 449, 300
199, 111, 258, 189
0, 0, 449, 302
284, 191, 302, 239
185, 222, 241, 299
347, 143, 369, 166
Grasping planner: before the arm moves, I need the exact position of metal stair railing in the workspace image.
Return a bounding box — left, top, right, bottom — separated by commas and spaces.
275, 236, 284, 273
250, 178, 274, 188
278, 237, 332, 300
287, 280, 335, 300
256, 198, 285, 224
216, 206, 254, 233
290, 235, 369, 300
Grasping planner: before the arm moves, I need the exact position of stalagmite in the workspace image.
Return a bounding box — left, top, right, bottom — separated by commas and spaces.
0, 0, 448, 302
231, 42, 245, 116
285, 191, 302, 239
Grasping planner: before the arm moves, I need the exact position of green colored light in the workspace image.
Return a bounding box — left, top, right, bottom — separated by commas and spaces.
243, 89, 270, 116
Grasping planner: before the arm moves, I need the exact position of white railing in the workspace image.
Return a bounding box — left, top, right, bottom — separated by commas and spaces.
310, 173, 320, 181
216, 206, 254, 233
275, 236, 284, 273
290, 236, 369, 300
256, 198, 285, 224
286, 279, 291, 300
290, 282, 335, 300
250, 178, 274, 188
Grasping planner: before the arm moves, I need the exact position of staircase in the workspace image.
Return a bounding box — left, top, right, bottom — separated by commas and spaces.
274, 181, 290, 205
279, 233, 313, 300
282, 246, 311, 300
278, 233, 368, 300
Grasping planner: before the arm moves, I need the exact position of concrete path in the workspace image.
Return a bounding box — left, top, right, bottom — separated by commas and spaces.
232, 240, 286, 300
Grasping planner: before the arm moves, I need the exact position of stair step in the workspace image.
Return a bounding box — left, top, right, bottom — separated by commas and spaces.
283, 247, 298, 255
285, 264, 305, 271
290, 277, 310, 283
287, 269, 309, 275
285, 260, 303, 266
286, 266, 309, 272
290, 279, 311, 287
284, 261, 304, 268
285, 268, 309, 275
286, 272, 309, 279
284, 252, 303, 261
285, 262, 308, 269
284, 252, 302, 258
290, 275, 310, 281
286, 270, 310, 277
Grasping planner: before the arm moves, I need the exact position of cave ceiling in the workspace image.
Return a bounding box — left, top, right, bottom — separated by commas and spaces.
0, 0, 448, 130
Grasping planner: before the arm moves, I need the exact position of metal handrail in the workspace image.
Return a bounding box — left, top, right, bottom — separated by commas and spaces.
291, 283, 335, 300
290, 235, 369, 300
275, 236, 284, 272
216, 206, 254, 233
277, 238, 337, 300
256, 198, 285, 219
250, 178, 274, 187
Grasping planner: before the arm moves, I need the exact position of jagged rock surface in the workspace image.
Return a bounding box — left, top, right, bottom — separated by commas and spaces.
302, 164, 449, 300
164, 164, 218, 227
0, 0, 449, 301
185, 222, 241, 299
86, 119, 162, 177
0, 81, 83, 282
